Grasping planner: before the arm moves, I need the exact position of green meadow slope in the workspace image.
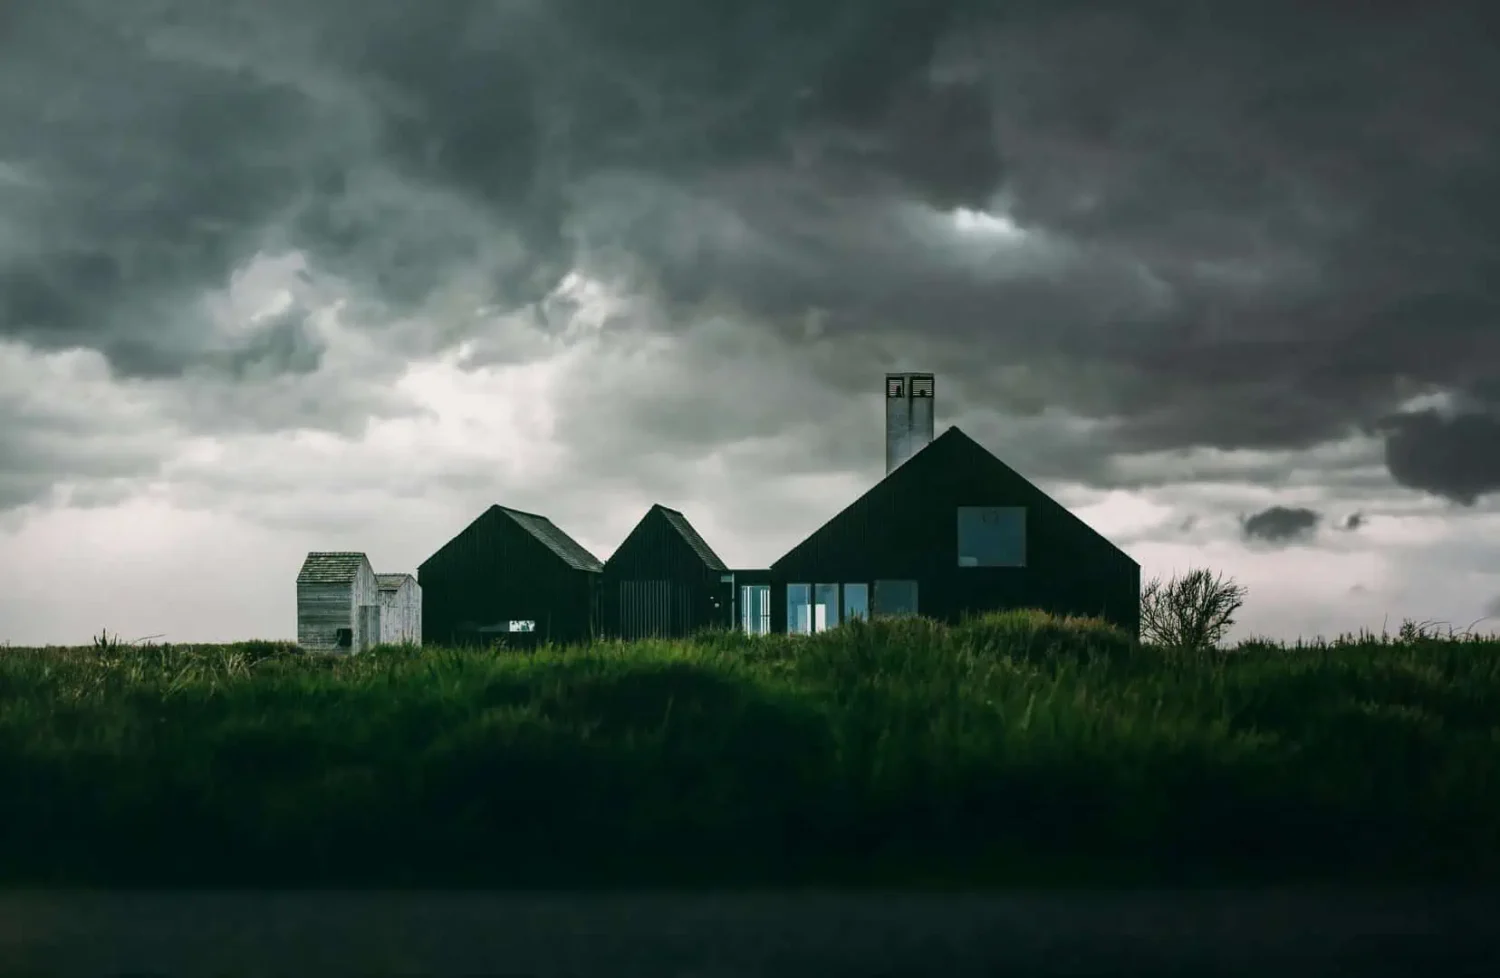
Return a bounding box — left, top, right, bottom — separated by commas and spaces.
2, 612, 1497, 888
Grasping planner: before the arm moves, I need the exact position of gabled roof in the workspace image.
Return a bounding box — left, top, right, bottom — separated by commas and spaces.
419, 505, 604, 574
771, 425, 1137, 570
496, 506, 605, 572
375, 573, 415, 591
297, 552, 370, 584
654, 504, 728, 570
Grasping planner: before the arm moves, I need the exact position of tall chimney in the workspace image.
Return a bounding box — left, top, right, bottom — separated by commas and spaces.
885, 372, 935, 474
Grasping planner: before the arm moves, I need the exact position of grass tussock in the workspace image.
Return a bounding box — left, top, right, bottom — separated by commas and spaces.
2, 610, 1498, 889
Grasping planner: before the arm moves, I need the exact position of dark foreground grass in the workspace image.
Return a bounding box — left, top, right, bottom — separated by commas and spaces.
2, 611, 1498, 888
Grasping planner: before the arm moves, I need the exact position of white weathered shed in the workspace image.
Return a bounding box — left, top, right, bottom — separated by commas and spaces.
375, 572, 422, 646
296, 552, 380, 653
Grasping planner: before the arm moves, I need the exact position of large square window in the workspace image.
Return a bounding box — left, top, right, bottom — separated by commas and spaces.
873, 580, 919, 617
957, 506, 1026, 567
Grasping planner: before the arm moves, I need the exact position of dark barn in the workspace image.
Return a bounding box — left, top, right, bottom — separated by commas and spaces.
418, 505, 604, 647
768, 386, 1140, 638
603, 504, 733, 639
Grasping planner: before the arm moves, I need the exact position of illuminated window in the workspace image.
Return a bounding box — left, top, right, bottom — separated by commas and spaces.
739, 585, 771, 635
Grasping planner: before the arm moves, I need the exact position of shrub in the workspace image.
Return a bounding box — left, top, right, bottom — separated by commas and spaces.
1140, 568, 1248, 652
951, 609, 1136, 667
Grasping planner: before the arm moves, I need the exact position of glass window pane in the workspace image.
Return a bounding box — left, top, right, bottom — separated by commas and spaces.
956, 506, 1026, 567
787, 583, 812, 635
740, 585, 773, 635
873, 580, 918, 617
843, 583, 869, 621
813, 584, 840, 632
739, 585, 756, 634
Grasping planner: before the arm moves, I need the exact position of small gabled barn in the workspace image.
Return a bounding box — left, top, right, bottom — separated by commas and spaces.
419, 505, 604, 647
376, 573, 422, 646
769, 426, 1140, 637
603, 504, 732, 639
296, 552, 380, 653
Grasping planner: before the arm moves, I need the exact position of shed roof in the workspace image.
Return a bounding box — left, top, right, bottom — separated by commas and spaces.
498, 506, 604, 572
654, 505, 728, 570
296, 552, 370, 584
375, 573, 415, 591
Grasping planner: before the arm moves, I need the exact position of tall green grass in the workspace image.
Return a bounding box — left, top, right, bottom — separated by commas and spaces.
2, 611, 1497, 888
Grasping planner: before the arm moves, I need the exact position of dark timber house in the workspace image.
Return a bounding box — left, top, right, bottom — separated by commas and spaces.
745, 373, 1140, 638
409, 373, 1138, 647
418, 505, 603, 647
602, 504, 732, 639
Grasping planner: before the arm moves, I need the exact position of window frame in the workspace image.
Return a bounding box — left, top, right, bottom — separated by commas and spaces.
786, 583, 813, 635
842, 582, 870, 622
872, 579, 919, 618
956, 505, 1027, 568
739, 584, 771, 636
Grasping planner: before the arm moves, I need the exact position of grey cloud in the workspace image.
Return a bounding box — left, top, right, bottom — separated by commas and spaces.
0, 393, 171, 510
212, 306, 326, 380
1242, 505, 1322, 544
3, 0, 1499, 512
1342, 511, 1367, 531
1380, 408, 1500, 506
1, 0, 1003, 366
1485, 594, 1500, 620
0, 5, 345, 377
558, 2, 1500, 501
159, 370, 421, 441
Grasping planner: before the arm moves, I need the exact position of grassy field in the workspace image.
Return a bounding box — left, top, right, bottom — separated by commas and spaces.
1, 611, 1498, 888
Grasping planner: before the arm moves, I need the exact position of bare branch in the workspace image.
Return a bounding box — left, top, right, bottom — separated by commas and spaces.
1140, 568, 1248, 651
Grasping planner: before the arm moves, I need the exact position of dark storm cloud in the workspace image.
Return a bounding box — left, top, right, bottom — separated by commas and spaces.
1242, 506, 1321, 544
0, 2, 343, 376
1379, 408, 1500, 506
556, 1, 1500, 501
3, 0, 1499, 503
1342, 512, 1367, 531
2, 0, 993, 365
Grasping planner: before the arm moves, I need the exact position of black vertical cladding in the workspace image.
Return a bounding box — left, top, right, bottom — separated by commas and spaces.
418, 505, 603, 647
603, 504, 731, 639
771, 427, 1141, 637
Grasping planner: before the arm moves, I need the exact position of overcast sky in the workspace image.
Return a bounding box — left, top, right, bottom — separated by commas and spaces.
3, 0, 1499, 646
